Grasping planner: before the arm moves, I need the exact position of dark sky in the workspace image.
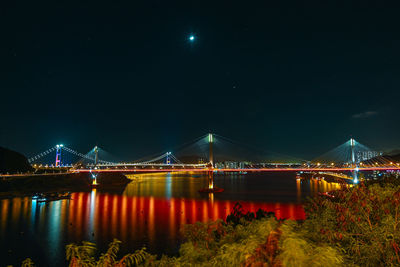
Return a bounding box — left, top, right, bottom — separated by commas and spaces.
2, 1, 400, 160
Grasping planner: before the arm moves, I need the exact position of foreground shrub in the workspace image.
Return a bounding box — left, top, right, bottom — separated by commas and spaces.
169, 217, 277, 266
66, 239, 148, 267
144, 204, 343, 267
277, 221, 343, 267
304, 182, 400, 266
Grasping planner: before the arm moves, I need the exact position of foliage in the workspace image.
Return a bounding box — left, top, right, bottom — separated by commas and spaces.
21, 258, 35, 267
142, 217, 279, 267
304, 182, 400, 266
243, 227, 282, 267
145, 180, 400, 266
66, 241, 96, 267
226, 202, 277, 225
65, 239, 149, 267
142, 206, 343, 267
277, 221, 343, 267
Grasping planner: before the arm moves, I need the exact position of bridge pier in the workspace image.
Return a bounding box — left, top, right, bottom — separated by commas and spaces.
199, 169, 223, 193
350, 138, 359, 183
90, 170, 98, 186
208, 169, 214, 190
353, 169, 359, 184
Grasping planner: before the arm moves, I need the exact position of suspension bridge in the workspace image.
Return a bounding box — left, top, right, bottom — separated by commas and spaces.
23, 133, 400, 189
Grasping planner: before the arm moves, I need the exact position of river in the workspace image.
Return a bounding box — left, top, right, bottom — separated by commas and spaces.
0, 172, 342, 266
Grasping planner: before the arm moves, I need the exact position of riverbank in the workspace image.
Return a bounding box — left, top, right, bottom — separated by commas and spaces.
0, 172, 131, 198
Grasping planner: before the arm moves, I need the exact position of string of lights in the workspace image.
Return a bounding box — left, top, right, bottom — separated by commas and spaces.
27, 147, 56, 163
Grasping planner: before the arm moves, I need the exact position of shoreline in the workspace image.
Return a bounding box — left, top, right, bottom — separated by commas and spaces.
0, 172, 131, 199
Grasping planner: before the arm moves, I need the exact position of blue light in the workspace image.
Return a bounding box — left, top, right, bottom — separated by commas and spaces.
189, 35, 195, 41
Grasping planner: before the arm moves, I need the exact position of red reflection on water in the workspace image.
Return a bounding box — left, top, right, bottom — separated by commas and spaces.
68, 192, 305, 248
0, 192, 306, 259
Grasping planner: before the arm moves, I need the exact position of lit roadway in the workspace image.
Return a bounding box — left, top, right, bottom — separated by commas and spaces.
2, 167, 399, 179
74, 167, 400, 173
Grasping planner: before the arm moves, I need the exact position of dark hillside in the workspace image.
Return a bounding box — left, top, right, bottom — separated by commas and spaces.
0, 147, 34, 174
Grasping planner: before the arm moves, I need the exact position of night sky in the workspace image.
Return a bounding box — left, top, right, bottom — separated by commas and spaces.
2, 1, 400, 160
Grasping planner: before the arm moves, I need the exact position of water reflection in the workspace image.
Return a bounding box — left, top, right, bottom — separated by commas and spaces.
124, 172, 204, 198
296, 178, 301, 202
299, 177, 345, 198
0, 172, 346, 266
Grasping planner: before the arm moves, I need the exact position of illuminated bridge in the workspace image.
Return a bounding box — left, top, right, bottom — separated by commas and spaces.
25, 133, 400, 189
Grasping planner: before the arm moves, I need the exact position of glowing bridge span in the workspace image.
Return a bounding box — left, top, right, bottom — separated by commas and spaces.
75, 166, 400, 173
28, 133, 400, 186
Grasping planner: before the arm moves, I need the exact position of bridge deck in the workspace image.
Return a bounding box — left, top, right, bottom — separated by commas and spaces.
75, 167, 400, 173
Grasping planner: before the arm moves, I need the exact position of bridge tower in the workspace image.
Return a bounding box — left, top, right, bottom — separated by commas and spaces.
166, 152, 171, 165
350, 138, 359, 183
94, 146, 99, 166
208, 133, 214, 189
199, 133, 222, 193
208, 133, 213, 167
55, 144, 63, 167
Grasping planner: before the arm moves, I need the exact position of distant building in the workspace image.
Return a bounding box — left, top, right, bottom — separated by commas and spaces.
214, 161, 247, 169
214, 162, 224, 169
356, 151, 383, 162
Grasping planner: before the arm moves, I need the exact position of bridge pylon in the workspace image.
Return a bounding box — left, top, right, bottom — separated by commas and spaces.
207, 133, 215, 190
55, 144, 63, 167
350, 138, 359, 183
209, 133, 213, 167
166, 152, 171, 165
198, 133, 223, 193
94, 146, 99, 166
